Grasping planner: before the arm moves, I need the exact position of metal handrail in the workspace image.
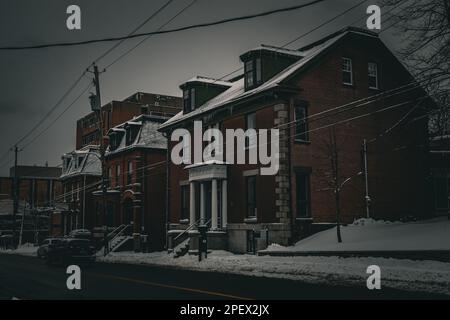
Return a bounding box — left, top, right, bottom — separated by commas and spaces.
173, 218, 211, 241
107, 224, 126, 239
109, 224, 130, 244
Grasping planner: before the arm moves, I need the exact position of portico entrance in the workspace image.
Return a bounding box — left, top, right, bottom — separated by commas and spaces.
186, 161, 228, 230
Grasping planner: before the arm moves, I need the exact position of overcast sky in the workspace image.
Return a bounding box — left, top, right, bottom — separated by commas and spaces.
0, 0, 395, 176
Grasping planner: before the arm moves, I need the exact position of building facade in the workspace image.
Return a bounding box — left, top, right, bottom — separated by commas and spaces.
76, 92, 182, 149
159, 27, 433, 254
54, 145, 102, 236
94, 114, 173, 251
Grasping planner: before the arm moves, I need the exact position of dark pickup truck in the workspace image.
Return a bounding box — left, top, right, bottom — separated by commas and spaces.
46, 238, 96, 266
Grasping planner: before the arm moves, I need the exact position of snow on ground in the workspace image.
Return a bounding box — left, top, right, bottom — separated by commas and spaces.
1, 243, 37, 257
264, 217, 450, 252
98, 250, 450, 296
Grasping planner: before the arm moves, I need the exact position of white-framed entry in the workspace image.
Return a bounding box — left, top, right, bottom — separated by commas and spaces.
185, 161, 228, 230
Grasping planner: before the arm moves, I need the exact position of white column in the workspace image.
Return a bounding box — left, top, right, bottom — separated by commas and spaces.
211, 179, 218, 230
189, 182, 196, 226
200, 183, 205, 225
222, 180, 227, 228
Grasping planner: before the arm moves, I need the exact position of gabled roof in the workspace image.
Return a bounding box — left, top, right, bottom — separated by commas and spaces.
160, 27, 372, 131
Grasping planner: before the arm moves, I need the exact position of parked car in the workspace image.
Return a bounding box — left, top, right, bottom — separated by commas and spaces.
37, 238, 62, 259
69, 229, 92, 240
46, 238, 96, 266
0, 233, 14, 250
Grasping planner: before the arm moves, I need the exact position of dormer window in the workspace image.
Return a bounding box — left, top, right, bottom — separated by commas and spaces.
77, 156, 84, 168
183, 88, 196, 113
245, 58, 262, 90
125, 125, 139, 146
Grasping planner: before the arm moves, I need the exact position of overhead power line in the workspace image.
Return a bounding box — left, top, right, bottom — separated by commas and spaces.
0, 0, 328, 50
94, 0, 175, 63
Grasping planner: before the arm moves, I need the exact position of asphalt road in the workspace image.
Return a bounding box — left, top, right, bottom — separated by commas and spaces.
0, 253, 447, 300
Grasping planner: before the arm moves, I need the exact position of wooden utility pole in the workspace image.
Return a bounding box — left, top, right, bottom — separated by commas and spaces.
92, 63, 109, 255
12, 145, 19, 248
362, 139, 371, 219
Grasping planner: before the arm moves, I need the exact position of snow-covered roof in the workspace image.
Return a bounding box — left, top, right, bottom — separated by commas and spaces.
60, 146, 101, 180
183, 76, 233, 88
243, 44, 304, 57
160, 28, 353, 130
106, 114, 167, 156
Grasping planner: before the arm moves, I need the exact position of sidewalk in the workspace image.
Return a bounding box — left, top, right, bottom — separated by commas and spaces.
260, 217, 450, 262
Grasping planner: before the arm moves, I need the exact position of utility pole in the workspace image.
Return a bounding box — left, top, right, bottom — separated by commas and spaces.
362, 139, 371, 219
91, 63, 109, 256
12, 145, 19, 249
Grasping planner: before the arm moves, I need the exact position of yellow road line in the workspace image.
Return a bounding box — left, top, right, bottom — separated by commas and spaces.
90, 272, 253, 300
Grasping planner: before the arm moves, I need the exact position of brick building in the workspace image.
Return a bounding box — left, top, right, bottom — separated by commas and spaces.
94, 114, 172, 252
54, 145, 102, 236
0, 165, 62, 242
76, 92, 182, 149
55, 92, 182, 240
159, 27, 433, 254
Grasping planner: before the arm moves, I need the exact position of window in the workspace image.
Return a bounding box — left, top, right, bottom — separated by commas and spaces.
294, 103, 309, 142
368, 62, 378, 89
183, 89, 190, 113
256, 58, 262, 83
108, 167, 112, 187
127, 161, 133, 185
245, 60, 254, 88
116, 164, 121, 186
182, 133, 191, 164
77, 156, 83, 168
246, 176, 257, 218
180, 185, 190, 220
296, 171, 311, 218
244, 59, 262, 89
190, 88, 196, 111
342, 57, 353, 85
183, 88, 196, 113
245, 113, 257, 148
204, 123, 220, 160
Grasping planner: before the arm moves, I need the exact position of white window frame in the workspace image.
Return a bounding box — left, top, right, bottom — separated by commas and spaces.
368, 62, 379, 89
342, 57, 353, 85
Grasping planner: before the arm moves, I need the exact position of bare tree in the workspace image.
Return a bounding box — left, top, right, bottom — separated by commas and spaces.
316, 126, 343, 243
382, 0, 450, 134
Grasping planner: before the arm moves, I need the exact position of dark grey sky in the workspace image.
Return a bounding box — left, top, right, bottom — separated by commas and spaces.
0, 0, 393, 176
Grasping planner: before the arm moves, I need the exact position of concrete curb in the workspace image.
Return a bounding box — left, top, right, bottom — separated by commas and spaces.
257, 250, 450, 262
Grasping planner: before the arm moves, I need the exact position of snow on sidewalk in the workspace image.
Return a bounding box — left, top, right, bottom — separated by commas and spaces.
263, 217, 450, 253
98, 250, 450, 296
1, 243, 37, 257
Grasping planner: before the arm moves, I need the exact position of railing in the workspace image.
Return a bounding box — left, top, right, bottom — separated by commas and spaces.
107, 224, 126, 239
105, 224, 130, 253
173, 218, 211, 242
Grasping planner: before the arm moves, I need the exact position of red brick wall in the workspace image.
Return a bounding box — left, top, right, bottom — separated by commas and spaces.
289, 34, 430, 223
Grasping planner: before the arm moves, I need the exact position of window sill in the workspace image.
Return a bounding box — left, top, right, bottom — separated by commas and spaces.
296, 217, 313, 221
294, 139, 311, 145
342, 83, 355, 88
179, 219, 189, 225
244, 217, 257, 224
